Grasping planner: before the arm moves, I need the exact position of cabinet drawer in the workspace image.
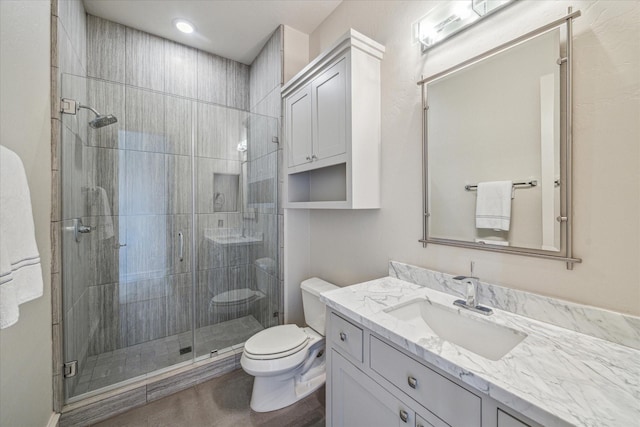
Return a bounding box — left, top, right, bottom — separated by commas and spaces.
329, 313, 363, 362
498, 409, 531, 427
370, 336, 481, 427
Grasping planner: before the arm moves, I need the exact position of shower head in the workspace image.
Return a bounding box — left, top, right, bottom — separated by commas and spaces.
78, 104, 118, 129
89, 114, 118, 129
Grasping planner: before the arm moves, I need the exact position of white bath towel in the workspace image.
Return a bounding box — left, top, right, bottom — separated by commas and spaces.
0, 145, 43, 328
0, 243, 19, 328
475, 180, 513, 231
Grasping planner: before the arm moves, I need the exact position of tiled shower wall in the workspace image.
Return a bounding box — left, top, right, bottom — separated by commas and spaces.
84, 14, 257, 354
248, 27, 284, 327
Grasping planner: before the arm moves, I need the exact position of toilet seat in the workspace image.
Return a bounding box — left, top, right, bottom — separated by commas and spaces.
244, 325, 309, 360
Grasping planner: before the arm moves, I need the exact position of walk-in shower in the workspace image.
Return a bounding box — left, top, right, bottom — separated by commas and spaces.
59, 72, 280, 401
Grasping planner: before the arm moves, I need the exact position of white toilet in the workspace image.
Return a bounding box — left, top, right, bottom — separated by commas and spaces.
240, 277, 338, 412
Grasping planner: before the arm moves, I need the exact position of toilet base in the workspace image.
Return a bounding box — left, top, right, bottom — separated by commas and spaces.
249, 371, 325, 412
249, 351, 326, 412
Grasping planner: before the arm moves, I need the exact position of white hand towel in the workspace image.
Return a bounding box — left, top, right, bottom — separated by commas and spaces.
0, 145, 43, 329
475, 180, 513, 231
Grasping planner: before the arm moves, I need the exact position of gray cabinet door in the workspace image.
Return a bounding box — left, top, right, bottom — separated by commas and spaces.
312, 58, 347, 161
287, 84, 313, 167
331, 350, 415, 427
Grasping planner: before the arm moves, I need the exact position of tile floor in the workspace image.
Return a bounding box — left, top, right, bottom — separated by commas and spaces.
74, 316, 264, 395
92, 369, 326, 427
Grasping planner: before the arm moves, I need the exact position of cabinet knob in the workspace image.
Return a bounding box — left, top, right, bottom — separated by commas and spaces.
399, 409, 409, 423
408, 376, 418, 389
339, 332, 347, 342
306, 156, 311, 161
311, 154, 318, 160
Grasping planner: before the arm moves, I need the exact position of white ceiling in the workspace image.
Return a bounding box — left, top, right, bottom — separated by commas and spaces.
82, 0, 342, 65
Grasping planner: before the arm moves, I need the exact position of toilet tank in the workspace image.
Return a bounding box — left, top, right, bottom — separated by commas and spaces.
301, 278, 338, 335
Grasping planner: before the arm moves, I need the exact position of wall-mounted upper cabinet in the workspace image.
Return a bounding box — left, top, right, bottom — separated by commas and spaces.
282, 29, 384, 209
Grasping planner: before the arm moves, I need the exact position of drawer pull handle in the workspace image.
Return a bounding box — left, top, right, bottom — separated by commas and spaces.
399, 409, 409, 423
339, 332, 347, 342
408, 376, 418, 389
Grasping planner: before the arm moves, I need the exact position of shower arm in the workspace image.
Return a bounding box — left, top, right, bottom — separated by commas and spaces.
78, 104, 101, 117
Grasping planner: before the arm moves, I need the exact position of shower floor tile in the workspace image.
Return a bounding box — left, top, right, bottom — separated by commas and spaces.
75, 315, 264, 395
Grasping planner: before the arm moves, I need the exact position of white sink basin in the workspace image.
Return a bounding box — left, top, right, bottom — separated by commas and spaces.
384, 298, 527, 361
203, 229, 263, 246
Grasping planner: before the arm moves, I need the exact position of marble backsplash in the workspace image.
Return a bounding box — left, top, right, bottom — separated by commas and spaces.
389, 261, 640, 351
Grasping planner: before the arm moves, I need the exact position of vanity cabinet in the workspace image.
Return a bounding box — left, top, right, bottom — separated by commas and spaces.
282, 29, 384, 209
326, 310, 541, 427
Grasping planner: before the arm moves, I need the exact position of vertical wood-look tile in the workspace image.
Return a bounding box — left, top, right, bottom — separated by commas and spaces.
87, 15, 125, 83
125, 27, 164, 91
226, 61, 250, 110
164, 40, 197, 98
124, 149, 165, 215
89, 146, 120, 217
165, 154, 192, 214
51, 118, 61, 170
94, 216, 119, 285
165, 96, 192, 156
58, 387, 147, 427
87, 79, 125, 149
51, 221, 61, 274
124, 215, 168, 280
125, 296, 168, 346
167, 273, 192, 336
51, 170, 61, 222
195, 103, 227, 159
197, 51, 227, 105
125, 87, 166, 153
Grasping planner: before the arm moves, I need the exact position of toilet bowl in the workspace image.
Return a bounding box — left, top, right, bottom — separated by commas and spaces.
240, 277, 338, 412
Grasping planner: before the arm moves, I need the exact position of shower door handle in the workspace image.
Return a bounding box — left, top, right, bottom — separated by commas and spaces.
70, 218, 92, 242
178, 232, 184, 262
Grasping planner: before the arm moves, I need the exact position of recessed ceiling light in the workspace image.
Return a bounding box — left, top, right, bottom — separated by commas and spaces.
174, 19, 195, 34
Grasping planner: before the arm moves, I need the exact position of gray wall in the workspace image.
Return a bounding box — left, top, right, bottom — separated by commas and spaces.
0, 0, 53, 425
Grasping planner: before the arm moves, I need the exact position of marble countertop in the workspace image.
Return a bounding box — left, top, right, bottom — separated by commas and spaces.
321, 276, 640, 427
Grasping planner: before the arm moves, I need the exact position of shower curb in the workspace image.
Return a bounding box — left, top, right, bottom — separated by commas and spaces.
58, 350, 242, 426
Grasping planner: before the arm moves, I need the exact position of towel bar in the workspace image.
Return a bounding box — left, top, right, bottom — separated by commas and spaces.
465, 180, 538, 191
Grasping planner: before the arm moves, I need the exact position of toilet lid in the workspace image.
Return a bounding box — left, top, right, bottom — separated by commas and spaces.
244, 325, 308, 357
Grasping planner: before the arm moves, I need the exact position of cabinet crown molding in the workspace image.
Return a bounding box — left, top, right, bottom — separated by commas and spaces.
282, 29, 385, 97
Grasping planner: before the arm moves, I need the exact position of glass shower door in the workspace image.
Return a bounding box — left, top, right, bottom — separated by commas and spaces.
60, 74, 194, 399
60, 74, 281, 402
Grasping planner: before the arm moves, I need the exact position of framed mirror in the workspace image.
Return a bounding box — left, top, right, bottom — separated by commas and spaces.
419, 11, 581, 268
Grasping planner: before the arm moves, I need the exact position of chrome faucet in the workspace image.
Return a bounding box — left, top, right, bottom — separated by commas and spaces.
452, 262, 493, 315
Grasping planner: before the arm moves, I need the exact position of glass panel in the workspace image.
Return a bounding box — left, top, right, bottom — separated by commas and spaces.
61, 74, 194, 400
193, 104, 279, 359
61, 73, 280, 400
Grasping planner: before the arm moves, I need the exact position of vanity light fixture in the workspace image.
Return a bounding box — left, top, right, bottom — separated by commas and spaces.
415, 0, 517, 51
174, 19, 195, 34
